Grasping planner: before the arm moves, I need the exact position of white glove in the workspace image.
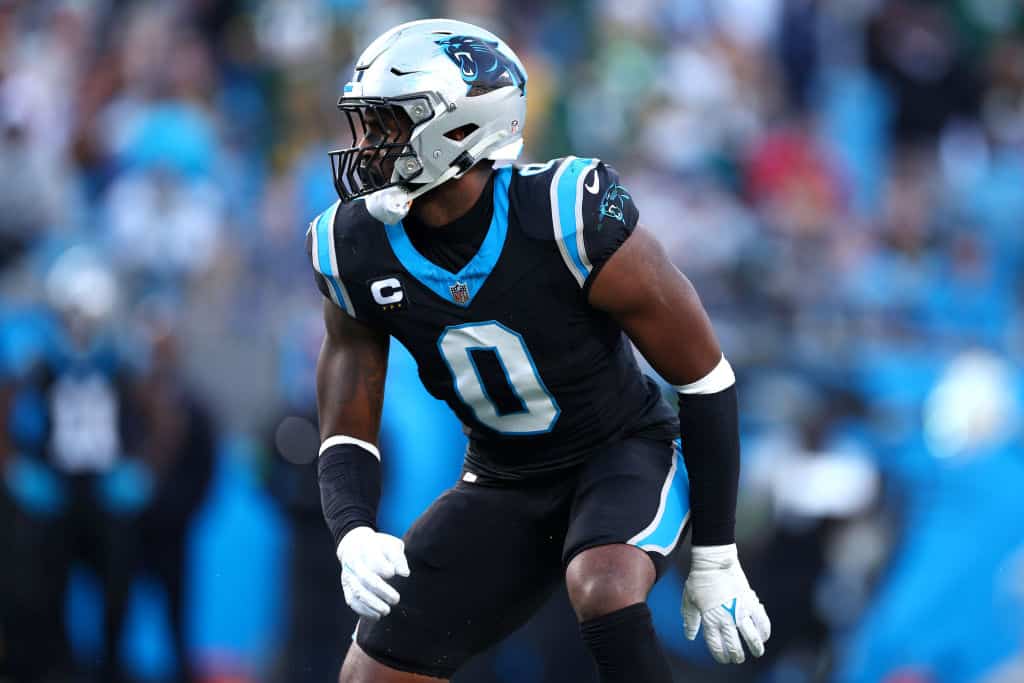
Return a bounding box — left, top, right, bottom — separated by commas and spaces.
682, 544, 771, 664
336, 526, 410, 620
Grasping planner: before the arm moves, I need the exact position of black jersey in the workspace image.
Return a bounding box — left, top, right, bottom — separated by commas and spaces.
306, 157, 677, 478
17, 342, 142, 475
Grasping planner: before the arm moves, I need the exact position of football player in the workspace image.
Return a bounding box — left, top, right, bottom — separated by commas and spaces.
3, 247, 150, 683
306, 19, 771, 682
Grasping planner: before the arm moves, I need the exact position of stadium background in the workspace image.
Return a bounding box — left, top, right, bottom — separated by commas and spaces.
1, 0, 1023, 681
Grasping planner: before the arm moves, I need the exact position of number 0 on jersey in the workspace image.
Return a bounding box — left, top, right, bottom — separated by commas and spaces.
438, 321, 561, 435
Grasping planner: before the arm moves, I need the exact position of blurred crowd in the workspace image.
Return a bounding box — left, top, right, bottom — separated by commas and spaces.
1, 0, 1022, 682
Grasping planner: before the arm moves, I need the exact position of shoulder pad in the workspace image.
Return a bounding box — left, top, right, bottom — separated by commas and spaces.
511, 157, 639, 288
306, 199, 378, 316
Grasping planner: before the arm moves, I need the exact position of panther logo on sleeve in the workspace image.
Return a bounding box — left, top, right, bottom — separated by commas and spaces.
598, 184, 632, 229
435, 35, 527, 95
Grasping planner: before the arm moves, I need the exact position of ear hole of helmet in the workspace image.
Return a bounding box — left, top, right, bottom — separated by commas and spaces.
443, 123, 479, 141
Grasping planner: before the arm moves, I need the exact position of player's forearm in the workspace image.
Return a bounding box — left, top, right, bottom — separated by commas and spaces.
315, 302, 390, 545
318, 436, 382, 545
675, 359, 740, 546
636, 328, 743, 546
635, 331, 742, 547
313, 358, 382, 544
588, 229, 741, 546
316, 352, 384, 544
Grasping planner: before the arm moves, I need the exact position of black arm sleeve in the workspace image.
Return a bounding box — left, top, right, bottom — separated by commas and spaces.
317, 443, 382, 546
678, 386, 741, 546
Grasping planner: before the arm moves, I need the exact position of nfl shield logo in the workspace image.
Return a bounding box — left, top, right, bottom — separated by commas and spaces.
449, 281, 470, 304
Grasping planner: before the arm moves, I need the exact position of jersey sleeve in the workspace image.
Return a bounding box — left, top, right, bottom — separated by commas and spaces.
581, 161, 639, 277
305, 201, 358, 318
546, 157, 640, 289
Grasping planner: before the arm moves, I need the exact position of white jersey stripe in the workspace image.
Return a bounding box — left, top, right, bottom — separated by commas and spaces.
574, 159, 600, 273
309, 217, 340, 308
326, 201, 342, 278
324, 201, 357, 316
549, 156, 586, 288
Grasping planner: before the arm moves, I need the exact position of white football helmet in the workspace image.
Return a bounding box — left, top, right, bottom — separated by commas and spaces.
329, 19, 527, 222
45, 246, 118, 324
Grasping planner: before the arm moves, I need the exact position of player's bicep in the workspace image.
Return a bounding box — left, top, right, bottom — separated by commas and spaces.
588, 227, 721, 385
316, 299, 390, 444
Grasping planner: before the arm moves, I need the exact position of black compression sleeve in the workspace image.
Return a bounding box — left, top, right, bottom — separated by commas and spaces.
677, 385, 740, 546
317, 443, 381, 546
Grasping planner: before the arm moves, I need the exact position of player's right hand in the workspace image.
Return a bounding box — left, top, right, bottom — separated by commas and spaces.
336, 526, 410, 620
682, 544, 771, 664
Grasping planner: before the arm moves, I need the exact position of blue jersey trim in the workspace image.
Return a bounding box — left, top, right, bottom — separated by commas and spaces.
555, 157, 595, 283
315, 205, 335, 277
385, 166, 512, 308
314, 202, 350, 314
631, 442, 690, 553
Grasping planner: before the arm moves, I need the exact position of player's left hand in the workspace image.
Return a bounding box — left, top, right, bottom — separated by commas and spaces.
682, 544, 771, 664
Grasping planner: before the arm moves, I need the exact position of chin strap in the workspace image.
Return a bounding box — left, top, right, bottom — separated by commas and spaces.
364, 129, 516, 224
364, 165, 462, 223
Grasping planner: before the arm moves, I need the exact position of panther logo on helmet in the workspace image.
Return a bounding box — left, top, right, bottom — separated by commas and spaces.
435, 35, 526, 96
